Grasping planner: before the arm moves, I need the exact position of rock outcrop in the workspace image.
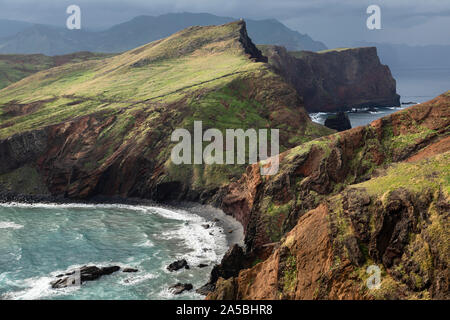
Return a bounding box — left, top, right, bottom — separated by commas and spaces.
167, 259, 190, 272
259, 45, 401, 112
207, 92, 450, 300
197, 244, 247, 295
324, 112, 352, 132
169, 283, 194, 295
209, 155, 450, 299
51, 265, 121, 289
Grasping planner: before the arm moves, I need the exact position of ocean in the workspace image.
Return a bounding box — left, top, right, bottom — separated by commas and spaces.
0, 202, 242, 300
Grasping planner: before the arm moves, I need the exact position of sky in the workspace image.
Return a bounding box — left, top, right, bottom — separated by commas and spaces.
0, 0, 449, 47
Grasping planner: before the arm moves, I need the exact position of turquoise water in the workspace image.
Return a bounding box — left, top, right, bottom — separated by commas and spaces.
0, 203, 228, 300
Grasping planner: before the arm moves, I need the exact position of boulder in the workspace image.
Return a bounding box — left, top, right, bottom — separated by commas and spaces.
169, 283, 193, 295
50, 265, 121, 289
167, 259, 190, 272
324, 112, 352, 132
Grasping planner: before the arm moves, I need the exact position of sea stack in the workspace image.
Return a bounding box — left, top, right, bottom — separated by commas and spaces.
324, 112, 352, 131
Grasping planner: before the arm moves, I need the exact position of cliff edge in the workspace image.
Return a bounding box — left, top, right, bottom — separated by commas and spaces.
259, 46, 401, 112
207, 91, 450, 299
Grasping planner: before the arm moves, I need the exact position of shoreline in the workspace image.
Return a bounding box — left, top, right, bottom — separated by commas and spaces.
169, 201, 244, 248
0, 191, 244, 250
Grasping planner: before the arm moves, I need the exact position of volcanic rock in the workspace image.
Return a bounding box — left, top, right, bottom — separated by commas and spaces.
50, 265, 121, 289
169, 283, 193, 295
324, 112, 352, 132
167, 259, 190, 272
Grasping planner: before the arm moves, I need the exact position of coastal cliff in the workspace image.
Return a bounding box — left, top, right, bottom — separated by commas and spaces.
0, 21, 333, 201
207, 92, 450, 299
259, 46, 401, 112
0, 20, 448, 301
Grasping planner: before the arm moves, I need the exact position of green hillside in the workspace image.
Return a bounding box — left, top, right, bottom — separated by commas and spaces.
0, 21, 333, 200
0, 52, 114, 90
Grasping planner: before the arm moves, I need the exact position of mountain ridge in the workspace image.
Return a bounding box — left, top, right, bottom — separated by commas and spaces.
0, 21, 332, 201
0, 13, 327, 55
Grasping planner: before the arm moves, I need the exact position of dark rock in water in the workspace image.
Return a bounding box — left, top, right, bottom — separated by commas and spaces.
167, 259, 190, 272
324, 112, 352, 132
202, 224, 210, 229
50, 265, 121, 289
169, 283, 193, 295
122, 268, 138, 273
51, 277, 77, 289
81, 266, 120, 281
198, 264, 208, 268
402, 101, 417, 105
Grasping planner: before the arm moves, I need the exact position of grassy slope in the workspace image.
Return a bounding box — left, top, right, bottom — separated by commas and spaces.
0, 21, 333, 198
0, 23, 295, 137
0, 52, 114, 90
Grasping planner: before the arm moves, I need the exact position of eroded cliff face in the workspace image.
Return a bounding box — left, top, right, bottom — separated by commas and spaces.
207, 92, 450, 300
210, 170, 449, 300
259, 46, 401, 112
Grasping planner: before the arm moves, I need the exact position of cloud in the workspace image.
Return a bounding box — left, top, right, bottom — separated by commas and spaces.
0, 0, 448, 45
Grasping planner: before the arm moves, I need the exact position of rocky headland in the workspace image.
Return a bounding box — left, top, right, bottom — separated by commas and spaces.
0, 21, 448, 300
259, 45, 401, 112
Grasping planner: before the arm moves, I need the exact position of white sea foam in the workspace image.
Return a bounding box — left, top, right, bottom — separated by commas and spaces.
135, 239, 154, 248
151, 206, 228, 266
0, 221, 24, 229
0, 202, 150, 212
309, 112, 327, 124
119, 272, 156, 286
0, 202, 234, 300
2, 275, 78, 300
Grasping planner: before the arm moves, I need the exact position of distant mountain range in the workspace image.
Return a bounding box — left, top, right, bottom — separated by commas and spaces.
0, 13, 327, 55
0, 19, 32, 38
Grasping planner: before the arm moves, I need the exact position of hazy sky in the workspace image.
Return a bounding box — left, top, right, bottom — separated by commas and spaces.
0, 0, 449, 47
